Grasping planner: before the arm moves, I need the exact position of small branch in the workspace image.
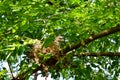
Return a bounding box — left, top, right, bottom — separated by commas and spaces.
15, 64, 42, 80
78, 52, 120, 57
7, 61, 15, 80
34, 72, 38, 80
63, 25, 120, 54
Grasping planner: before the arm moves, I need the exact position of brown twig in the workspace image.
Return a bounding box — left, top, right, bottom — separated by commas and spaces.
62, 25, 120, 54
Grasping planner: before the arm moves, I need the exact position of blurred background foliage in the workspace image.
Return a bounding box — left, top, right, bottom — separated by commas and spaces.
0, 0, 120, 79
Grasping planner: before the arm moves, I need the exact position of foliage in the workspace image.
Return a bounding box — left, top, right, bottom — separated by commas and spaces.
0, 0, 120, 80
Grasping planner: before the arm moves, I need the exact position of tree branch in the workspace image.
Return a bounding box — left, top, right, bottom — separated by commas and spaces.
77, 52, 120, 57
15, 66, 42, 80
62, 25, 120, 54
15, 25, 120, 79
7, 61, 16, 80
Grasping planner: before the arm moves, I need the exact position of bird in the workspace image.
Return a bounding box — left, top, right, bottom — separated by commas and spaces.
42, 36, 63, 55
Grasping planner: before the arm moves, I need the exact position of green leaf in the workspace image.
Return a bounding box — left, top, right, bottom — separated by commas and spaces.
43, 53, 52, 60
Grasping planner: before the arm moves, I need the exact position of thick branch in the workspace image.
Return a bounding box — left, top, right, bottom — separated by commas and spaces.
62, 25, 120, 54
78, 52, 120, 57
